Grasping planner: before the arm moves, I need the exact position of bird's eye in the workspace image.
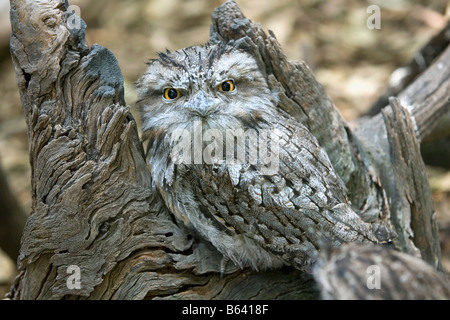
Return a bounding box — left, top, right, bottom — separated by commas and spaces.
219, 80, 235, 92
163, 88, 180, 100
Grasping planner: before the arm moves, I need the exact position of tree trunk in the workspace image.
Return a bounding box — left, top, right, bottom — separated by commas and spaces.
7, 0, 448, 299
365, 21, 450, 169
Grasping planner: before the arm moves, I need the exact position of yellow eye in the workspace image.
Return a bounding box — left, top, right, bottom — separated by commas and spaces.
163, 88, 180, 100
219, 80, 235, 92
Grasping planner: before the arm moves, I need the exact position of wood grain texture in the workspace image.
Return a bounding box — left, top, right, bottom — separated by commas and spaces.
7, 0, 446, 299
314, 242, 450, 300
383, 97, 442, 270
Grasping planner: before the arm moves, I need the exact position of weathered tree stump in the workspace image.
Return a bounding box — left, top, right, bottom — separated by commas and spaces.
7, 0, 449, 299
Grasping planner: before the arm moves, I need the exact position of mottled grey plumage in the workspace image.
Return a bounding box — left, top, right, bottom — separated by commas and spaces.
137, 43, 379, 272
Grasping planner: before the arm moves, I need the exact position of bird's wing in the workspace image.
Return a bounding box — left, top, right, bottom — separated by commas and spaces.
166, 117, 378, 269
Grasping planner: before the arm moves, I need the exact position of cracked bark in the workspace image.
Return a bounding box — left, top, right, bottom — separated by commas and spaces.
7, 0, 448, 299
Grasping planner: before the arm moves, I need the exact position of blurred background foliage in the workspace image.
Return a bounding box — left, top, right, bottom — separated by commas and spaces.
0, 0, 449, 297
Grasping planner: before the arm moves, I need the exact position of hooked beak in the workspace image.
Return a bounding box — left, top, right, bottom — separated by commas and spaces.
184, 91, 221, 117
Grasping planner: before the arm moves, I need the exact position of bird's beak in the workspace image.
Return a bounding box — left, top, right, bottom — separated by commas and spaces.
186, 91, 220, 116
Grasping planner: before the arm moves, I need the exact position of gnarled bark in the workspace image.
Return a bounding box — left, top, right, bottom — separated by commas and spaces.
7, 0, 448, 299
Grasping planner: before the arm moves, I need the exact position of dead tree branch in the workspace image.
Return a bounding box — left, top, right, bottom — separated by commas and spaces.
7, 0, 447, 299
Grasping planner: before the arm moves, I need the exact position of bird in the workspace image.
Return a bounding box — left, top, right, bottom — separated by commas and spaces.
136, 42, 381, 273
